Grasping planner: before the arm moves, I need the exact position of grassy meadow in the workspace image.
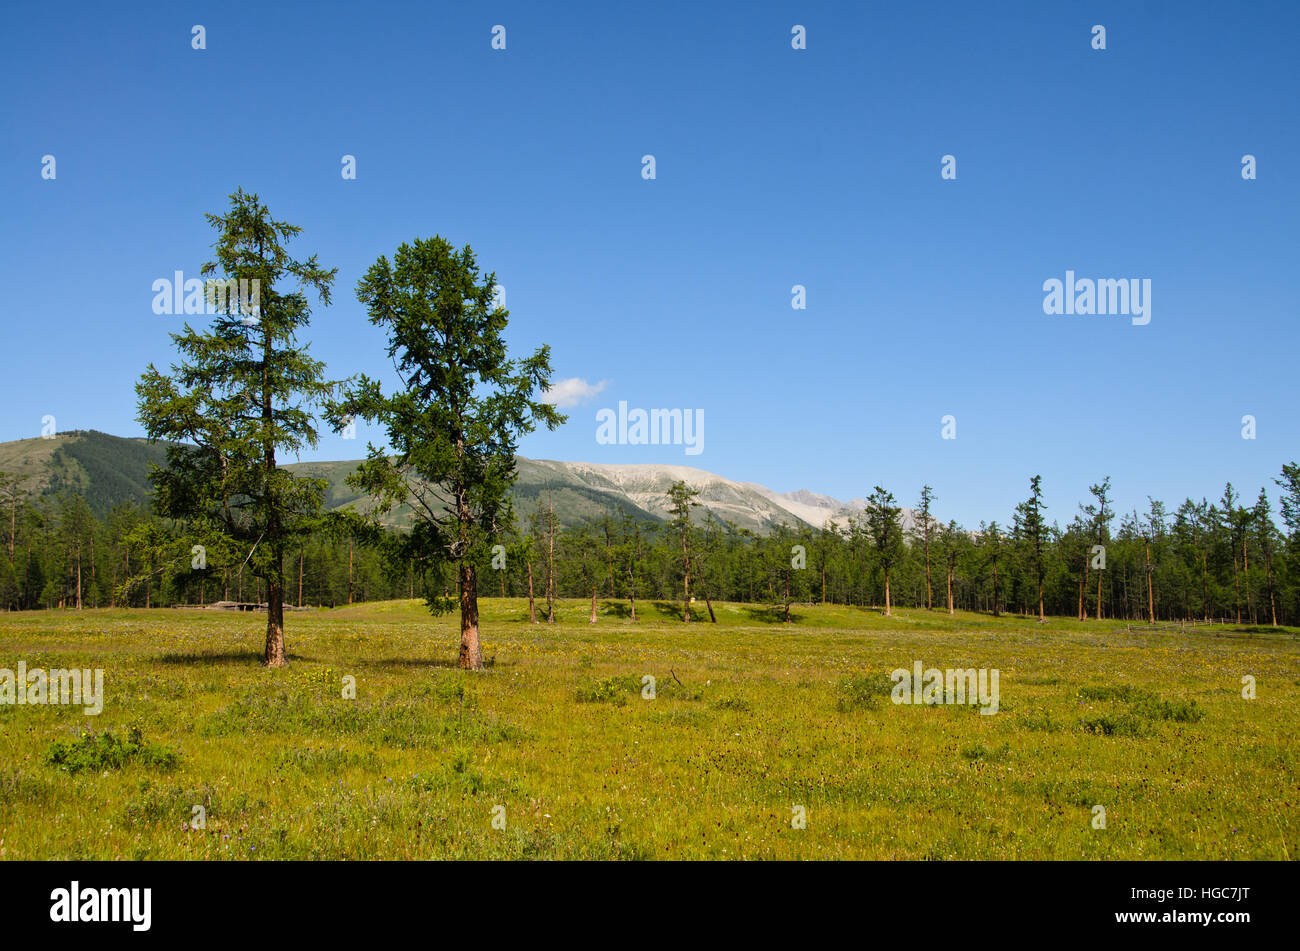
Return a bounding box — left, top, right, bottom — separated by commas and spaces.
0, 599, 1296, 860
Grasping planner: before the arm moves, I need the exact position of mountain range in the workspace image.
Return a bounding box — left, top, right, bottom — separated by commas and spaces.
0, 430, 917, 534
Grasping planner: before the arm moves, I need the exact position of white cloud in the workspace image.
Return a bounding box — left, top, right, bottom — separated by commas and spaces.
541, 377, 608, 409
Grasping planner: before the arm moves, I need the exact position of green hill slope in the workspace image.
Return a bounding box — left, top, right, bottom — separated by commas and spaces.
0, 431, 666, 528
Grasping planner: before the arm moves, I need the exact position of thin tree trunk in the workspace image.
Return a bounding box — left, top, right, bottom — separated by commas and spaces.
546, 498, 556, 623
924, 540, 932, 610
527, 560, 537, 623
1082, 559, 1089, 619
1145, 539, 1155, 624
682, 536, 692, 623
1243, 535, 1255, 624
589, 585, 597, 623
628, 563, 637, 622
1200, 550, 1210, 621
1232, 556, 1241, 624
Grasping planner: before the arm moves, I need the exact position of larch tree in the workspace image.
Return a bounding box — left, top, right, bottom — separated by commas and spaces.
666, 480, 700, 622
864, 486, 903, 616
136, 189, 338, 667
1014, 475, 1049, 621
980, 520, 1003, 617
1084, 477, 1112, 620
330, 236, 563, 670
618, 509, 641, 621
1252, 488, 1279, 627
1141, 498, 1167, 624
915, 485, 936, 609
938, 518, 964, 615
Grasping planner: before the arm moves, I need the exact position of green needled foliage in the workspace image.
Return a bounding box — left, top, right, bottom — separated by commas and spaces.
135, 188, 340, 667
330, 235, 565, 669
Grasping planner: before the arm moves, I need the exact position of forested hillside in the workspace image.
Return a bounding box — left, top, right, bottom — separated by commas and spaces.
4, 436, 1300, 628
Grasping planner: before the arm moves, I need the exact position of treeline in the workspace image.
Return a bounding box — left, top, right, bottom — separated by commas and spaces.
482, 469, 1300, 627
9, 465, 1300, 628
0, 491, 434, 611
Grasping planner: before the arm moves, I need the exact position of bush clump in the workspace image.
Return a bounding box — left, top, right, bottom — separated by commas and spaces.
47, 726, 178, 775
835, 673, 895, 712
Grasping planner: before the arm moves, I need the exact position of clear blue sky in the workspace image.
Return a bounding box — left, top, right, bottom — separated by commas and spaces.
3, 0, 1296, 527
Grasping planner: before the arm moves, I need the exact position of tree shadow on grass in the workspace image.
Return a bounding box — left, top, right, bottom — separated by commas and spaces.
739, 605, 800, 625
1225, 625, 1299, 638
360, 656, 496, 669
602, 600, 632, 619
652, 601, 686, 621
150, 650, 309, 666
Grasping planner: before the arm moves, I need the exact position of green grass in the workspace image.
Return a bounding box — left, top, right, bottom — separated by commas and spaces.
0, 598, 1296, 860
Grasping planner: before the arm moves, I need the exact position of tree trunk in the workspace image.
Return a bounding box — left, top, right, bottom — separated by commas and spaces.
1081, 559, 1089, 619
264, 570, 287, 667
458, 562, 482, 670
682, 540, 692, 623
992, 563, 1000, 617
924, 542, 932, 610
1232, 556, 1241, 624
884, 568, 892, 617
1200, 551, 1210, 621
527, 560, 537, 623
1243, 535, 1254, 624
1145, 540, 1155, 624
546, 499, 556, 623
589, 585, 597, 623
946, 564, 954, 615
1264, 551, 1278, 627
